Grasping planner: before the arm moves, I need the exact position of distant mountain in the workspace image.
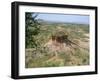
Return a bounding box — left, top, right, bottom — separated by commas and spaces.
37, 19, 89, 25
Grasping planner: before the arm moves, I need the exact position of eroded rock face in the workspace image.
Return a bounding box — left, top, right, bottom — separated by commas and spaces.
44, 37, 76, 54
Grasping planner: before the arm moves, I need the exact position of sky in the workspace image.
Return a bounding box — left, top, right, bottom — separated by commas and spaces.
33, 13, 89, 24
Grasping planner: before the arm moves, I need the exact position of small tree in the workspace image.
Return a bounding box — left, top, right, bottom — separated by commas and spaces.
25, 12, 40, 48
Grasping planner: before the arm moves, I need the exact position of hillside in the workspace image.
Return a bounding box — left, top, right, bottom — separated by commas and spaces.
25, 22, 89, 68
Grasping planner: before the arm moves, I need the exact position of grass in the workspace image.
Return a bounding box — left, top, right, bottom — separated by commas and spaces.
25, 22, 89, 68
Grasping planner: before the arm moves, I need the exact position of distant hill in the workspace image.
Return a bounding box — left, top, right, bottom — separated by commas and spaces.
37, 19, 89, 25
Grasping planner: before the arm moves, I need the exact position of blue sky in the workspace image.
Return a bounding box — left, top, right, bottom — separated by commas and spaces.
33, 13, 89, 24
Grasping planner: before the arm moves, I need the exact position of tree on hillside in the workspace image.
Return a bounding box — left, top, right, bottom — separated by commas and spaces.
25, 12, 40, 48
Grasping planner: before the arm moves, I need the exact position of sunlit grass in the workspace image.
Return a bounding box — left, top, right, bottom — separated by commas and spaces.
25, 23, 89, 68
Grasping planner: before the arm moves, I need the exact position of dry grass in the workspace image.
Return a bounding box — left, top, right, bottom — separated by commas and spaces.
25, 23, 89, 68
